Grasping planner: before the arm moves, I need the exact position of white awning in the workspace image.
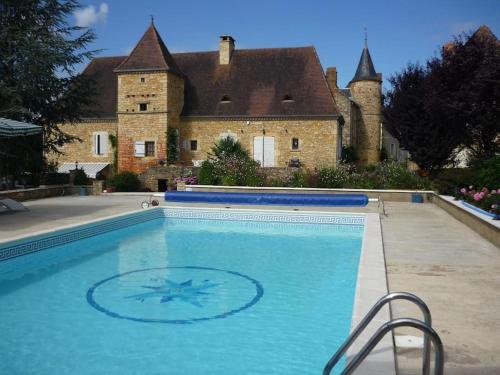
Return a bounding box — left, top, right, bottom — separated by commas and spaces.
58, 162, 110, 179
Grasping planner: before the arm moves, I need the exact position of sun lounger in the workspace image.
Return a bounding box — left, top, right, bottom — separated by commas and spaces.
0, 198, 28, 213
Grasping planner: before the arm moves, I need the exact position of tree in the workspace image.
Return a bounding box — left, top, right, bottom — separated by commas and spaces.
0, 0, 97, 159
383, 64, 464, 174
384, 26, 500, 173
440, 27, 500, 162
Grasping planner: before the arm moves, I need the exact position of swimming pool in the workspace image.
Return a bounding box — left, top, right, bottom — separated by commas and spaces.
0, 208, 365, 374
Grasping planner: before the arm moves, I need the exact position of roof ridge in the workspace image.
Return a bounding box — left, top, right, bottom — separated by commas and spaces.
172, 46, 316, 56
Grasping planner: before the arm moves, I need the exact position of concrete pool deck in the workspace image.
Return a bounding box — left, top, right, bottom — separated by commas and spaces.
0, 195, 499, 374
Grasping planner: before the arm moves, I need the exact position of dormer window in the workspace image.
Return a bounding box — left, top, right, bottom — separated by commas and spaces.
282, 95, 294, 102
220, 95, 232, 103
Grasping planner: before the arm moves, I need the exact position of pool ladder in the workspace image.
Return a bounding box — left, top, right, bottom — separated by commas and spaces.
323, 292, 444, 375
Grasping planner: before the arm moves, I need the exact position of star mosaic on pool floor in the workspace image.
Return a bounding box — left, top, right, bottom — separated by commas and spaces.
125, 278, 221, 307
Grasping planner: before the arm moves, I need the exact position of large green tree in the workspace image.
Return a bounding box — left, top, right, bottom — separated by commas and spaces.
0, 0, 97, 184
384, 26, 500, 173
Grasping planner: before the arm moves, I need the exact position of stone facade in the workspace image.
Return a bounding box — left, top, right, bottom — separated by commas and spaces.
179, 118, 339, 168
349, 80, 382, 164
116, 71, 184, 173
53, 120, 117, 164
51, 25, 383, 178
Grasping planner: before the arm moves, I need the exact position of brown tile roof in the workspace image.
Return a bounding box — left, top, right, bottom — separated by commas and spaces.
114, 24, 181, 75
81, 46, 338, 118
176, 47, 338, 117
82, 56, 125, 118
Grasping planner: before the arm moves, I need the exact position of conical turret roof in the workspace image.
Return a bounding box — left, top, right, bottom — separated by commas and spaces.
114, 23, 182, 75
350, 45, 379, 83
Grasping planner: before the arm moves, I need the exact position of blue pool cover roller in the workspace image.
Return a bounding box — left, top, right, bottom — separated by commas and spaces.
165, 191, 369, 207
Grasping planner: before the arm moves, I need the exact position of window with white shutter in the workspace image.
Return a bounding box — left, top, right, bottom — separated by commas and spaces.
134, 141, 145, 157
93, 132, 108, 155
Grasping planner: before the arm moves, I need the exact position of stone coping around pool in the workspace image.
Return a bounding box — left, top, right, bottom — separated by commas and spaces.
0, 206, 365, 262
434, 195, 499, 248
345, 213, 396, 375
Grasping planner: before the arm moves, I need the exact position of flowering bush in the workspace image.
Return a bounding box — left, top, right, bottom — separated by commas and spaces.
174, 176, 198, 185
456, 186, 500, 213
198, 137, 263, 186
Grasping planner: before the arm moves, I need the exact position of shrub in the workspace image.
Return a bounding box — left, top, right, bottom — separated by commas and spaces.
432, 168, 478, 195
167, 128, 179, 164
318, 165, 349, 188
477, 156, 500, 189
198, 161, 218, 185
376, 161, 431, 190
290, 169, 307, 188
73, 169, 89, 185
341, 146, 359, 163
267, 177, 287, 187
107, 171, 140, 192
202, 137, 263, 186
457, 186, 500, 213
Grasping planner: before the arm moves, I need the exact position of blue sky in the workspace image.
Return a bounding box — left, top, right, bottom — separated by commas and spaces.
74, 0, 500, 89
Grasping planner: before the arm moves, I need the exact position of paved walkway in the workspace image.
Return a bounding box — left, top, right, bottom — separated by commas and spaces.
381, 202, 500, 375
0, 196, 498, 374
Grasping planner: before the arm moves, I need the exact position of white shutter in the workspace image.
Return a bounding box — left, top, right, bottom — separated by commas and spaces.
92, 133, 98, 155
134, 141, 145, 157
263, 136, 275, 167
253, 136, 263, 166
100, 132, 108, 155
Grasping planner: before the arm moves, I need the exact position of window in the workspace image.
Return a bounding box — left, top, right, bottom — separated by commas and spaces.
190, 140, 198, 151
145, 141, 155, 157
282, 94, 294, 102
220, 95, 231, 103
139, 103, 148, 112
140, 77, 145, 83
292, 138, 299, 150
93, 132, 108, 155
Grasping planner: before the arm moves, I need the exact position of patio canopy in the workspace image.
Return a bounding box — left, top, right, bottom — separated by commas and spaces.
0, 117, 42, 137
58, 162, 110, 179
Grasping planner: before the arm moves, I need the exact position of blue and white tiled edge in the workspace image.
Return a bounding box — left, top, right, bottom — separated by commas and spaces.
0, 206, 364, 262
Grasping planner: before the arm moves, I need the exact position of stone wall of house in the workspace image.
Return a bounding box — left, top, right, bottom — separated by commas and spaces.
349, 80, 382, 165
51, 120, 118, 165
139, 165, 199, 191
116, 71, 184, 173
178, 118, 339, 169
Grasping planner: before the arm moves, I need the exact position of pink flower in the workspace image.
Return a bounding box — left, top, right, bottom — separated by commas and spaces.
473, 193, 482, 201
492, 204, 498, 209
481, 187, 489, 193
460, 188, 466, 194
492, 190, 497, 194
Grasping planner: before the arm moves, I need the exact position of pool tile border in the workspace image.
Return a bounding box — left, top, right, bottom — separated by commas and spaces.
0, 207, 364, 262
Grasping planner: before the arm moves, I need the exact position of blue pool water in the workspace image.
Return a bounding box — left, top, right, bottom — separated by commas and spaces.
0, 214, 363, 374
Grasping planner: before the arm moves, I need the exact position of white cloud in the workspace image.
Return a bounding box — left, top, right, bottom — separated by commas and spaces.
74, 3, 109, 27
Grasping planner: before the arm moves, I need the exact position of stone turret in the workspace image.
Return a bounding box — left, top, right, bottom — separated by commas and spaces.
114, 21, 184, 173
348, 40, 382, 165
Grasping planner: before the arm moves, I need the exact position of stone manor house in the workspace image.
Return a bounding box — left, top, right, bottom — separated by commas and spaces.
54, 23, 382, 179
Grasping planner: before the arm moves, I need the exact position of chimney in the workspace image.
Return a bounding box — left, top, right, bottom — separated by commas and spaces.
326, 67, 338, 89
219, 35, 235, 65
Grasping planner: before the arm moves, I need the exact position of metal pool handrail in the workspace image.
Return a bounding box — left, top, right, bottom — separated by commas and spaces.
342, 318, 444, 375
323, 292, 432, 375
